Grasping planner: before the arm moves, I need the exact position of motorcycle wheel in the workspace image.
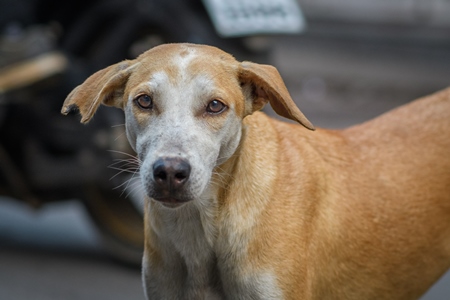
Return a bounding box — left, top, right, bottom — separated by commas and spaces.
83, 184, 144, 267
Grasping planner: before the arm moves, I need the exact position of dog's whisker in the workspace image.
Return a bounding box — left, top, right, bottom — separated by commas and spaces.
113, 130, 128, 142
123, 178, 145, 201
109, 168, 139, 181
212, 176, 230, 186
212, 167, 233, 180
209, 175, 231, 190
113, 173, 142, 199
113, 178, 134, 191
108, 157, 140, 181
120, 166, 142, 197
108, 159, 140, 169
211, 174, 229, 186
108, 149, 142, 162
109, 160, 140, 170
109, 158, 140, 166
108, 166, 139, 173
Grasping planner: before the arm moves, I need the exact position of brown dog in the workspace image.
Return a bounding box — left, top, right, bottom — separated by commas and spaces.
62, 43, 450, 299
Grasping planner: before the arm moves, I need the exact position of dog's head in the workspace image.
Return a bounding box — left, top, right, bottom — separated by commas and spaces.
62, 43, 313, 208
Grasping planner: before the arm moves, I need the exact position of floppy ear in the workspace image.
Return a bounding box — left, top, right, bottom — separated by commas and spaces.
239, 61, 315, 130
61, 60, 137, 123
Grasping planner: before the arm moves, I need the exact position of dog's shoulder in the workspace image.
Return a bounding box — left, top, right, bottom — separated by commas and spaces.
243, 111, 312, 137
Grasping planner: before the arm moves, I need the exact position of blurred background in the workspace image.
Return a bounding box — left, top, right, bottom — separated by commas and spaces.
0, 0, 449, 299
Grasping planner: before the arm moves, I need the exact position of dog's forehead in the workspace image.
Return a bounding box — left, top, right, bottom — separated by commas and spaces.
138, 43, 236, 63
130, 44, 238, 85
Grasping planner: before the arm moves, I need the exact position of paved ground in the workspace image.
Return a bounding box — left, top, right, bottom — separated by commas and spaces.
0, 198, 145, 300
1, 35, 450, 299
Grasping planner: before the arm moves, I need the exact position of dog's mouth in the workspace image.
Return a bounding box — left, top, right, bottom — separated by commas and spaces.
151, 197, 191, 208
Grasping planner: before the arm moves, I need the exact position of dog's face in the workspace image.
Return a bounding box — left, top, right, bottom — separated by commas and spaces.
62, 44, 313, 208
124, 46, 247, 207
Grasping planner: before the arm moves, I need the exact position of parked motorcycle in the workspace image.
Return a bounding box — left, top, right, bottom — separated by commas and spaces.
0, 0, 305, 266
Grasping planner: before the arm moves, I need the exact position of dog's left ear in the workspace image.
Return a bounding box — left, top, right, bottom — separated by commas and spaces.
61, 60, 137, 123
239, 61, 315, 130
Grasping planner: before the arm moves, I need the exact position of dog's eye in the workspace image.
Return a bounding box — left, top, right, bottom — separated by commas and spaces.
135, 94, 153, 110
206, 100, 226, 114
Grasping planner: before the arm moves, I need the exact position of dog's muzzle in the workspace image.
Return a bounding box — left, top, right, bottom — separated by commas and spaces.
150, 157, 192, 205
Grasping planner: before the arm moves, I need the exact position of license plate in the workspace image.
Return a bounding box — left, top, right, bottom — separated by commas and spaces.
202, 0, 306, 37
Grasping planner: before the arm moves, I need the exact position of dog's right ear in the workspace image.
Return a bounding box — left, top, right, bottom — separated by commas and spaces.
61, 60, 137, 123
239, 61, 314, 130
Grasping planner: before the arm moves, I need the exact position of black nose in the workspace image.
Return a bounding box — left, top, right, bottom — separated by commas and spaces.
152, 157, 191, 193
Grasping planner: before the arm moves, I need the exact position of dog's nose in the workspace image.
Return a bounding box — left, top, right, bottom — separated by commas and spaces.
152, 157, 191, 192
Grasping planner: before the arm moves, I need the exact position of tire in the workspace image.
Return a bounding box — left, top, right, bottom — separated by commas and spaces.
83, 184, 144, 267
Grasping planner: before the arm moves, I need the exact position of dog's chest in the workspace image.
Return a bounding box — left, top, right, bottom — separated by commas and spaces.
151, 203, 224, 297
150, 202, 283, 299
